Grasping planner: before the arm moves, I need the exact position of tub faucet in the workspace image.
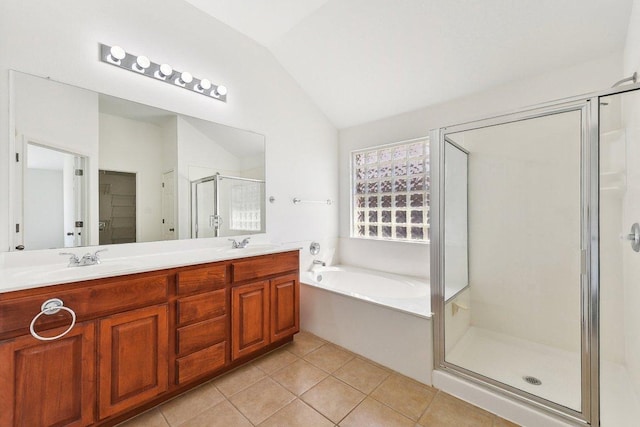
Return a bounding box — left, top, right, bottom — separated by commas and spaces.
312, 260, 326, 267
229, 237, 251, 249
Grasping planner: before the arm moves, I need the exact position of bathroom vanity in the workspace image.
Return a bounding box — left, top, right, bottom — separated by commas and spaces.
0, 249, 300, 427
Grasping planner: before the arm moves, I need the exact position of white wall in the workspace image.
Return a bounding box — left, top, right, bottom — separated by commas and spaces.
99, 113, 169, 243
460, 113, 582, 352
599, 95, 627, 365
622, 1, 640, 396
0, 0, 338, 258
338, 53, 622, 277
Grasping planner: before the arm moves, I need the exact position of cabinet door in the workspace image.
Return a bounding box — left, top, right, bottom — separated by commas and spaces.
271, 274, 300, 342
0, 322, 95, 427
231, 281, 270, 360
98, 304, 168, 419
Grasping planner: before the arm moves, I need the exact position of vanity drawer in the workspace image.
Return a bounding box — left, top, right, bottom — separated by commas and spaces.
232, 251, 299, 282
176, 289, 226, 326
177, 264, 226, 295
176, 316, 226, 356
0, 274, 169, 338
176, 341, 226, 384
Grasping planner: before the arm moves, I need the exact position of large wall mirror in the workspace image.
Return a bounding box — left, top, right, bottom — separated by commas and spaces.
10, 71, 266, 251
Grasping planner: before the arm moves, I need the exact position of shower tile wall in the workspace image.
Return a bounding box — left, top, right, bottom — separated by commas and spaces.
460, 113, 582, 353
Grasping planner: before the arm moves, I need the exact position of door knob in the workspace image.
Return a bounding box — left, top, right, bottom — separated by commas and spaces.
623, 223, 640, 252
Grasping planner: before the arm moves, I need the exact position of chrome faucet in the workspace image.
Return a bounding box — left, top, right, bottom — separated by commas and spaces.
309, 259, 326, 272
229, 237, 251, 249
60, 248, 108, 267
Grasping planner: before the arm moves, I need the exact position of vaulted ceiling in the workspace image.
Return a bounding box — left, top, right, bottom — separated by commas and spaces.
183, 0, 633, 128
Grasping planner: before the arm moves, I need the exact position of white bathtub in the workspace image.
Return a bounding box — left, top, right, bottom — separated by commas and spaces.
300, 265, 433, 384
305, 265, 431, 317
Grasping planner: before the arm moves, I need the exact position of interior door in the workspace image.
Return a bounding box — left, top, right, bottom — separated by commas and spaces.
161, 170, 176, 240
15, 139, 87, 251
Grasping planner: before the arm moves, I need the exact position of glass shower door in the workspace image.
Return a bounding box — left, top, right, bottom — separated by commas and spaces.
191, 174, 266, 238
599, 90, 640, 427
191, 178, 216, 238
433, 102, 592, 421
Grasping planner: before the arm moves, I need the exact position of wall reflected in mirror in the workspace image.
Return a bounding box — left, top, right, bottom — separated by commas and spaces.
10, 70, 266, 251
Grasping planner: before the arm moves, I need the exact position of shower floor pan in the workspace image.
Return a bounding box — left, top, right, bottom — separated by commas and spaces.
446, 326, 640, 426
447, 327, 581, 411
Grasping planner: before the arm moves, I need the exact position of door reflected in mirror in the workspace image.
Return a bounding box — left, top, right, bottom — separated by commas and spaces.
99, 170, 136, 245
22, 142, 87, 250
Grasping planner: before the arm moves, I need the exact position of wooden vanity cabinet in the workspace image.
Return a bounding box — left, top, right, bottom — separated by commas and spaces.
0, 272, 170, 427
232, 280, 270, 359
0, 250, 299, 427
97, 304, 169, 419
231, 251, 299, 360
173, 263, 229, 385
270, 273, 300, 342
0, 321, 96, 427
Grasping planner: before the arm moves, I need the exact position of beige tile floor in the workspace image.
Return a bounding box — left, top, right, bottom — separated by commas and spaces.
119, 332, 519, 427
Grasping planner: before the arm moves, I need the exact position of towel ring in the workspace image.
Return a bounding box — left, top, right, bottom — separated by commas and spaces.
29, 298, 77, 341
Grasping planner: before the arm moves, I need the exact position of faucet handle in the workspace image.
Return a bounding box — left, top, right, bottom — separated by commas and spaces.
228, 238, 238, 248
60, 252, 78, 258
93, 248, 108, 263
59, 252, 80, 265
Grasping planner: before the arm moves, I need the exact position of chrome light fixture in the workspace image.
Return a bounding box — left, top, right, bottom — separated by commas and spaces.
133, 55, 150, 72
99, 44, 227, 102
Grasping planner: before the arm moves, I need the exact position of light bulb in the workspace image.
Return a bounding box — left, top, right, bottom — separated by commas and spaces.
178, 71, 193, 85
157, 63, 173, 78
134, 55, 150, 71
197, 79, 212, 91
109, 45, 126, 62
212, 85, 227, 97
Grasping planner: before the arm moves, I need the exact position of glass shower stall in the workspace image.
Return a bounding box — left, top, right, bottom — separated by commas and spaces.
430, 84, 640, 426
191, 173, 265, 238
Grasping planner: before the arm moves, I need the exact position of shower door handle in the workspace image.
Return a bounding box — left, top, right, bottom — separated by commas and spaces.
623, 223, 640, 252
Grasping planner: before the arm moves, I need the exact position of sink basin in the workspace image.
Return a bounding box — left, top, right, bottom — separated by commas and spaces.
9, 261, 138, 283
226, 244, 281, 252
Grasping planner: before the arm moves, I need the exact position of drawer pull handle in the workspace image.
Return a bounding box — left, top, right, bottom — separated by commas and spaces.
29, 298, 77, 341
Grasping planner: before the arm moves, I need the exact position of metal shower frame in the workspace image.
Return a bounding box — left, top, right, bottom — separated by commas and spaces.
429, 80, 640, 426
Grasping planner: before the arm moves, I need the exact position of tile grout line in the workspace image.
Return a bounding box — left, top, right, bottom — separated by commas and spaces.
365, 375, 428, 423
121, 332, 516, 427
163, 382, 228, 427
219, 383, 259, 427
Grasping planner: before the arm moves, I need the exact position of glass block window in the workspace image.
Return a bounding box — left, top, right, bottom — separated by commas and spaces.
351, 138, 430, 242
230, 181, 262, 231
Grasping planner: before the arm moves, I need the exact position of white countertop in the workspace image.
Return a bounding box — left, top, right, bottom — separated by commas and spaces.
0, 242, 301, 294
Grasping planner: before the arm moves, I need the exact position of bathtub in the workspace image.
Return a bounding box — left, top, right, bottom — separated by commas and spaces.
300, 265, 433, 384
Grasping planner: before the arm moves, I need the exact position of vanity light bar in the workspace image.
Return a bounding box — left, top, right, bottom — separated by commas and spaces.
99, 44, 227, 102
